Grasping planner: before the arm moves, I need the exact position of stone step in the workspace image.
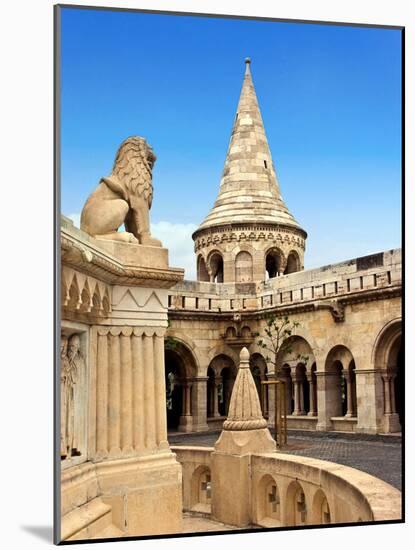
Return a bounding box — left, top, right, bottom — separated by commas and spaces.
61, 497, 121, 541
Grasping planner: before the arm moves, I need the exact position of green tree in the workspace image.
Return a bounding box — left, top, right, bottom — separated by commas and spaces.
254, 314, 308, 377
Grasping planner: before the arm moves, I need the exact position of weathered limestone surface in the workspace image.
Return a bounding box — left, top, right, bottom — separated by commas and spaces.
173, 445, 401, 527
60, 144, 185, 541
167, 249, 402, 435
81, 136, 161, 247
193, 59, 306, 283
171, 349, 401, 528
212, 348, 276, 526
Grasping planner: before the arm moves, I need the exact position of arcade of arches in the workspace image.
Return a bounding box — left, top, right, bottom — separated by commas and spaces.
165, 318, 403, 435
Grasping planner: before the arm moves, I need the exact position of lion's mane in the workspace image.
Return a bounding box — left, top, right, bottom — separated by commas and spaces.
111, 136, 156, 207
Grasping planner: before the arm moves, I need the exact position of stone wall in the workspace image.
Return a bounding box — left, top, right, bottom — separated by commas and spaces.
171, 446, 401, 527
60, 216, 184, 540
166, 249, 402, 435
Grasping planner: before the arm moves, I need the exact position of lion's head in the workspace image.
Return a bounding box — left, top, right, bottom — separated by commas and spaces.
111, 136, 156, 207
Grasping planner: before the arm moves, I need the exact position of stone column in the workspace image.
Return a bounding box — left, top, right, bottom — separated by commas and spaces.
179, 378, 194, 432
382, 372, 392, 414
292, 376, 302, 416
343, 371, 354, 417
260, 374, 268, 417
266, 372, 276, 425
191, 377, 209, 432
389, 371, 397, 414
307, 373, 317, 417
96, 328, 109, 459
184, 382, 192, 416
278, 257, 287, 277
355, 367, 383, 434
299, 379, 306, 415
213, 376, 222, 417
315, 371, 337, 431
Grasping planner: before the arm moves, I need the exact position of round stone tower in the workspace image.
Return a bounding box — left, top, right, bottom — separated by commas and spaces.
192, 58, 307, 283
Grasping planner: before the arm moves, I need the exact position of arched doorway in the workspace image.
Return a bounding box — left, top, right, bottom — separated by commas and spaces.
276, 336, 317, 417
208, 252, 224, 283
324, 345, 357, 420
284, 251, 300, 274
395, 344, 404, 428
374, 320, 403, 433
207, 355, 237, 419
265, 248, 284, 279
164, 340, 197, 432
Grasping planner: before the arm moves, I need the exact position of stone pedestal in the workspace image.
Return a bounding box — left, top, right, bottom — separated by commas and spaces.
60, 216, 184, 540
211, 348, 276, 527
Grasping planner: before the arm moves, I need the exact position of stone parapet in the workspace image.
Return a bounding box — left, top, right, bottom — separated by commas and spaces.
167, 248, 401, 318
171, 446, 402, 526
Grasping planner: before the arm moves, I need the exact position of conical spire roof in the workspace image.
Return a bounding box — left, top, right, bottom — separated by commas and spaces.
197, 58, 302, 232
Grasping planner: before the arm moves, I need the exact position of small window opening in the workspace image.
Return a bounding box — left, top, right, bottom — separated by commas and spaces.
264, 160, 268, 169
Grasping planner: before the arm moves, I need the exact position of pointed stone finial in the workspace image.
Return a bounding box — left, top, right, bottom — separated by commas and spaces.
244, 57, 251, 74
223, 347, 267, 431
239, 346, 250, 367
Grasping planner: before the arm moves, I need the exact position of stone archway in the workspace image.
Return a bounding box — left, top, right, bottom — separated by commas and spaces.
190, 465, 212, 513
310, 489, 331, 525
323, 345, 357, 423
164, 340, 197, 432
207, 354, 237, 419
276, 336, 317, 417
374, 320, 403, 433
256, 474, 281, 526
208, 251, 224, 283
285, 480, 307, 526
250, 353, 268, 416
265, 247, 285, 279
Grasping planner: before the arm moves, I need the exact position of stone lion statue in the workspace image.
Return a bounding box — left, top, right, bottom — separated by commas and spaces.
80, 136, 161, 246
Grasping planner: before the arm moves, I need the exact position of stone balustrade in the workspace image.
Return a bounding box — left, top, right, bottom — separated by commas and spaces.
167, 249, 401, 315
171, 445, 401, 527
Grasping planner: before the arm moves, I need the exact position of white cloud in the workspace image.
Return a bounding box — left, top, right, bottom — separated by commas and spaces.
65, 213, 197, 280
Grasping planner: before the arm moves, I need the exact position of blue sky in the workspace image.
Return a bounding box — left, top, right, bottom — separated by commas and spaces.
60, 7, 402, 279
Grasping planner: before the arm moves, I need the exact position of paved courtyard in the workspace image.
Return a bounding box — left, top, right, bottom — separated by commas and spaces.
168, 430, 402, 491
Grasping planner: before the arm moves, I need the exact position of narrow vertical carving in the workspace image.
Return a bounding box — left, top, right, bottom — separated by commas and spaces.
154, 333, 168, 447
132, 330, 144, 451
143, 332, 156, 449
108, 329, 121, 456
120, 328, 133, 453
96, 329, 109, 457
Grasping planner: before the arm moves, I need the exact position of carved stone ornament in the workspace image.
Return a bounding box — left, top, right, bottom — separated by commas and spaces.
81, 136, 162, 247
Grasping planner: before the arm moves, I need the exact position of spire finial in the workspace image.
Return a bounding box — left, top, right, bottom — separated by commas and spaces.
244, 57, 251, 75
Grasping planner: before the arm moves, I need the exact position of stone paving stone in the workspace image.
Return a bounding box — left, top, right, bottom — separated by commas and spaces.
168, 430, 402, 491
